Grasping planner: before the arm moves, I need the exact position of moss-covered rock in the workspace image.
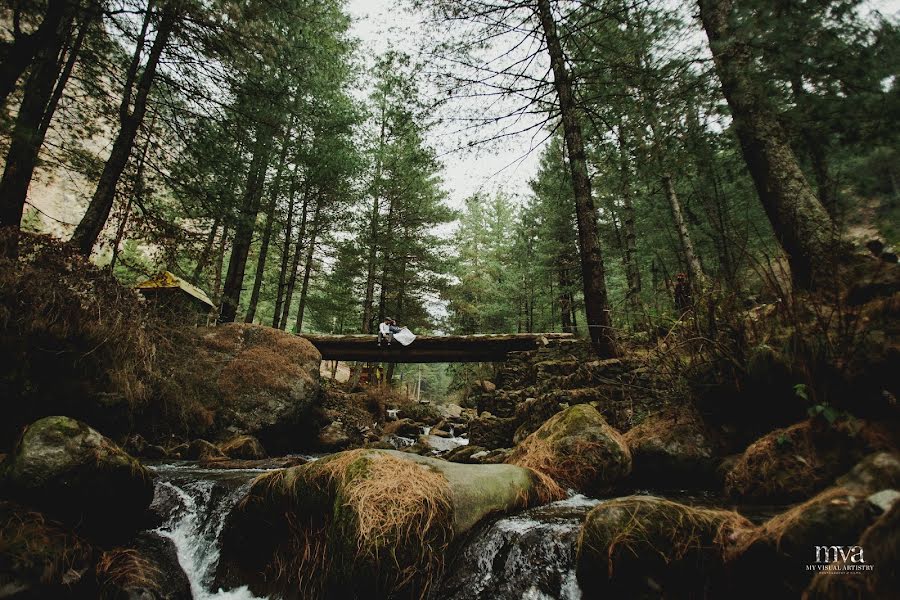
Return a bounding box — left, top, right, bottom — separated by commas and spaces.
576, 496, 752, 598
0, 416, 153, 537
214, 449, 542, 599
803, 499, 900, 600
468, 413, 518, 449
218, 435, 266, 460
185, 439, 226, 461
623, 405, 719, 488
506, 404, 631, 497
729, 453, 900, 598
199, 323, 323, 453
96, 533, 191, 600
724, 420, 895, 502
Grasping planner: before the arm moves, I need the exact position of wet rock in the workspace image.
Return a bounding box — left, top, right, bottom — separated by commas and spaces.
218, 435, 266, 460
199, 456, 308, 470
382, 418, 424, 438
0, 416, 153, 537
199, 323, 323, 453
729, 453, 900, 598
215, 449, 542, 599
803, 500, 900, 600
468, 413, 518, 449
623, 405, 718, 488
576, 495, 752, 598
512, 396, 561, 444
185, 439, 226, 461
167, 443, 188, 459
96, 533, 191, 600
506, 404, 631, 497
418, 435, 466, 454
317, 421, 352, 451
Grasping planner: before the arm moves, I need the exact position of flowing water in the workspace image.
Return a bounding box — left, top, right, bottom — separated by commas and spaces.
149, 463, 271, 600
145, 462, 783, 600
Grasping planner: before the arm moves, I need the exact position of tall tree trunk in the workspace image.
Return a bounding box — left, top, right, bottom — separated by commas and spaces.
0, 1, 76, 230
279, 183, 310, 330
0, 0, 72, 110
70, 6, 176, 255
558, 266, 573, 333
617, 126, 643, 317
272, 163, 301, 327
662, 174, 706, 288
244, 134, 290, 324
109, 122, 153, 273
294, 197, 322, 333
218, 128, 273, 323
536, 0, 616, 356
213, 225, 229, 300
192, 217, 219, 284
361, 104, 388, 334
698, 0, 835, 289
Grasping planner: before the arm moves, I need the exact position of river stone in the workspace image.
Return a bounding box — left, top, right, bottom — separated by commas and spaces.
214, 449, 541, 598
218, 435, 266, 460
185, 439, 226, 461
623, 405, 718, 487
506, 404, 631, 496
728, 453, 900, 597
576, 495, 752, 598
468, 413, 518, 448
0, 416, 153, 537
96, 532, 191, 600
198, 323, 323, 453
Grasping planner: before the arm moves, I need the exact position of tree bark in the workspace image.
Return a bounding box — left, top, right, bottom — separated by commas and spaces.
698, 0, 835, 289
272, 163, 301, 327
616, 125, 643, 317
278, 182, 310, 330
191, 217, 219, 284
244, 133, 290, 324
662, 174, 706, 289
361, 103, 388, 334
70, 6, 176, 255
218, 128, 273, 323
293, 197, 322, 333
536, 0, 615, 356
0, 0, 75, 230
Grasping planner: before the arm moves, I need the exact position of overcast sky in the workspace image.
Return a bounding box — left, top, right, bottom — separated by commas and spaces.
346, 0, 900, 211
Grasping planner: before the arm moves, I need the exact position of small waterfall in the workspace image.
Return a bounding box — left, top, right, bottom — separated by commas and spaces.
434, 495, 600, 600
149, 463, 269, 600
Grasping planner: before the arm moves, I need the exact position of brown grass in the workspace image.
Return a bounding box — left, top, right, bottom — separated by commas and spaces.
0, 501, 92, 586
95, 548, 161, 598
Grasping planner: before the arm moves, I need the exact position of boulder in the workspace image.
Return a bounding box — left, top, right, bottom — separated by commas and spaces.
96, 533, 191, 600
0, 416, 153, 537
506, 404, 631, 497
382, 418, 424, 438
803, 500, 900, 600
317, 421, 352, 451
218, 435, 266, 460
724, 420, 893, 502
214, 449, 542, 599
185, 439, 226, 461
728, 452, 900, 598
198, 323, 323, 453
418, 435, 466, 453
623, 405, 718, 487
512, 396, 561, 444
576, 495, 752, 598
468, 413, 518, 449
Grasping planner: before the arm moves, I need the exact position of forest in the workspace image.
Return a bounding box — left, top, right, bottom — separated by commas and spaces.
1, 0, 899, 599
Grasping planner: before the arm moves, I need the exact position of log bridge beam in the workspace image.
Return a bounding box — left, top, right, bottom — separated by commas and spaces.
300, 333, 574, 363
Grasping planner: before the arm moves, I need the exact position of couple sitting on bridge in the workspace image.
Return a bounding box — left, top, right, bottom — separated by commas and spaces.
378, 317, 416, 347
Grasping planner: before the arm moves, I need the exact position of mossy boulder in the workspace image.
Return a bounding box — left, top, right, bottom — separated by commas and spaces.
576, 495, 752, 598
506, 404, 631, 497
803, 499, 900, 600
724, 419, 894, 502
728, 453, 900, 598
468, 413, 518, 449
214, 449, 542, 599
185, 439, 226, 461
218, 435, 266, 460
199, 323, 323, 453
623, 405, 718, 488
0, 416, 153, 537
96, 533, 191, 600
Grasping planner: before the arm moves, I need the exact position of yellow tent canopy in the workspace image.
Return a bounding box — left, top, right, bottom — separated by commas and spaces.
135, 271, 215, 309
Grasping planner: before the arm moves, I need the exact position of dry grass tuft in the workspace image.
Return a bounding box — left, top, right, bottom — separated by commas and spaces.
95, 548, 161, 598
0, 501, 92, 587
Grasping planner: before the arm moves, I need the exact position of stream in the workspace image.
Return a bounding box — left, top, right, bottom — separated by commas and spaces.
147, 461, 785, 600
